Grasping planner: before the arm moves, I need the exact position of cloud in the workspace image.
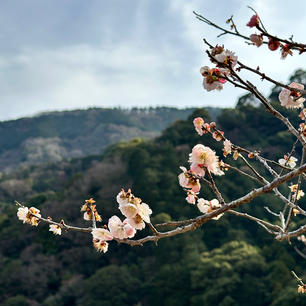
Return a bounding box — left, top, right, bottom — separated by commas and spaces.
0, 0, 304, 120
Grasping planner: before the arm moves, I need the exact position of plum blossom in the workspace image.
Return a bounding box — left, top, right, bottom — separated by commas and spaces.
178, 166, 201, 192
247, 14, 259, 27
119, 203, 138, 219
268, 38, 280, 51
279, 82, 305, 109
193, 117, 204, 135
186, 191, 197, 204
93, 239, 109, 253
197, 198, 223, 220
278, 155, 297, 168
125, 215, 146, 230
214, 49, 238, 68
189, 144, 224, 177
91, 228, 113, 241
108, 215, 136, 239
250, 34, 263, 47
200, 66, 227, 92
223, 139, 232, 156
17, 206, 41, 226
212, 130, 224, 141
281, 44, 293, 59
116, 188, 133, 206
137, 203, 152, 224
49, 224, 62, 235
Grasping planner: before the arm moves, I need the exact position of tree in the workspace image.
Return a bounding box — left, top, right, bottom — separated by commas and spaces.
15, 7, 306, 296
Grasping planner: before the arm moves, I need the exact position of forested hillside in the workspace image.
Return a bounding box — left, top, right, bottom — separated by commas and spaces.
0, 70, 305, 306
0, 107, 222, 173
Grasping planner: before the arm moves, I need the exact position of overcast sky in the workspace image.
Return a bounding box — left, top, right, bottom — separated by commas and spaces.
0, 0, 305, 120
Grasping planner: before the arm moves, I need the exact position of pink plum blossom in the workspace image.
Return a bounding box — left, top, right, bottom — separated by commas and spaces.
193, 117, 204, 135
189, 144, 224, 176
250, 34, 263, 47
223, 139, 232, 156
200, 66, 227, 92
186, 191, 197, 204
247, 14, 259, 27
178, 166, 201, 192
279, 82, 305, 109
268, 38, 280, 51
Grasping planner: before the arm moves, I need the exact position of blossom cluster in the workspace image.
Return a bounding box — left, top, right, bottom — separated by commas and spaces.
247, 14, 294, 59
17, 189, 153, 254
199, 45, 237, 92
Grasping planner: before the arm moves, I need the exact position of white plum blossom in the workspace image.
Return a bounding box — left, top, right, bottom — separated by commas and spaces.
119, 203, 138, 219
279, 82, 305, 109
91, 228, 113, 241
137, 203, 152, 224
214, 49, 238, 67
17, 206, 41, 226
49, 224, 62, 235
278, 155, 297, 168
197, 198, 223, 220
125, 215, 146, 230
93, 240, 109, 253
108, 215, 136, 239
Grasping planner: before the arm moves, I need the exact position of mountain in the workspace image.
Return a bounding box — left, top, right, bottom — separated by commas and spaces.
0, 107, 206, 173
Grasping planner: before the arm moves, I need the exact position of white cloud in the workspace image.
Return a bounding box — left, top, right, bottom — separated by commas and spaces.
0, 0, 304, 120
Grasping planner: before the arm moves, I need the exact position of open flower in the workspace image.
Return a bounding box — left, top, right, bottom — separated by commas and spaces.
91, 228, 113, 241
250, 34, 263, 47
214, 49, 238, 68
200, 66, 227, 92
17, 206, 41, 226
49, 224, 62, 235
137, 203, 152, 224
108, 215, 136, 239
278, 155, 297, 168
93, 239, 109, 253
193, 117, 205, 135
178, 166, 201, 192
189, 144, 224, 177
223, 139, 232, 156
281, 44, 293, 59
197, 198, 223, 220
186, 191, 197, 204
279, 82, 305, 109
125, 215, 146, 230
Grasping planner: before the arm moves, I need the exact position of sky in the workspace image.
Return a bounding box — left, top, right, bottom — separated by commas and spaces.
0, 0, 305, 121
